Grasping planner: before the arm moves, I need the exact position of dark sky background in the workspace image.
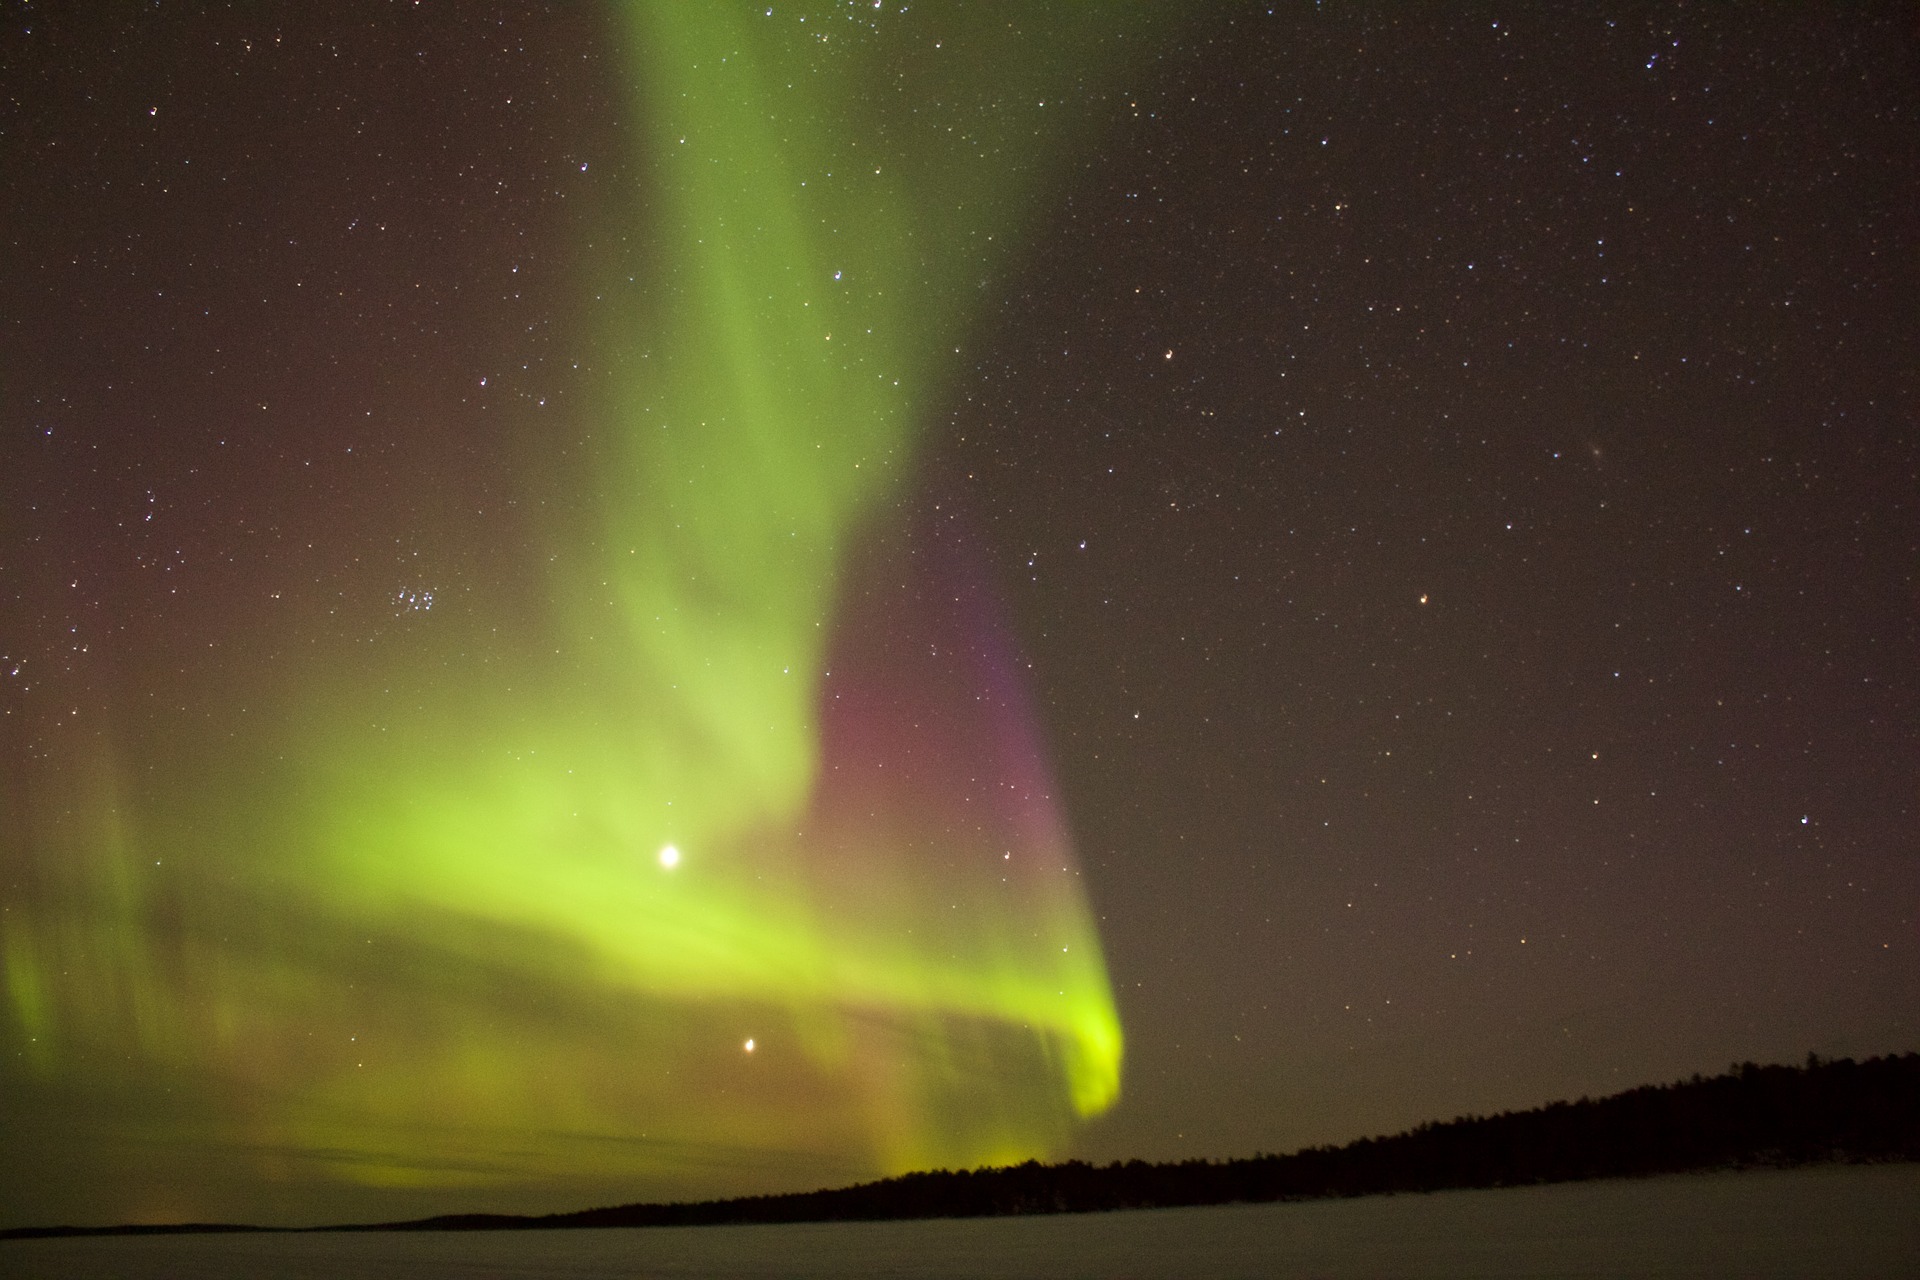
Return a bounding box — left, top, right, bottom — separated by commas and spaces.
956, 4, 1919, 1165
3, 0, 1915, 1226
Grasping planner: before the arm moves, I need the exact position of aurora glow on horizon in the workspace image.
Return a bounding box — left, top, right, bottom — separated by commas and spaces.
0, 3, 1152, 1224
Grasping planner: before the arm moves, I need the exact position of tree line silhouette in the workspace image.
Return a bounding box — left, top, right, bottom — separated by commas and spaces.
412, 1051, 1920, 1230
7, 1051, 1915, 1238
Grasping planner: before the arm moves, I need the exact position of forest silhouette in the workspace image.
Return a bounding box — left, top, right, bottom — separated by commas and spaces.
8, 1051, 1916, 1238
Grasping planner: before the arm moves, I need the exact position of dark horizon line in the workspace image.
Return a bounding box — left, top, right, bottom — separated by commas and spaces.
7, 1049, 1917, 1241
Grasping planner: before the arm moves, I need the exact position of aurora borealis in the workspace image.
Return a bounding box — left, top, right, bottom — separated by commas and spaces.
6, 0, 1916, 1239
2, 3, 1154, 1224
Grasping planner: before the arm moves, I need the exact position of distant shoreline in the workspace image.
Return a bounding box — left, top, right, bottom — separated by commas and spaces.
8, 1052, 1915, 1241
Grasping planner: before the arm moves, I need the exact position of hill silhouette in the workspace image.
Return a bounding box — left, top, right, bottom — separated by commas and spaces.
7, 1051, 1916, 1239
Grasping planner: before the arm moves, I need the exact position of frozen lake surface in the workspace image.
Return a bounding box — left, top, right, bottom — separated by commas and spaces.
3, 1163, 1914, 1279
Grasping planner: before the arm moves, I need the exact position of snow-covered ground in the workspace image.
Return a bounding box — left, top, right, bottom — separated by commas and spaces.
3, 1164, 1914, 1279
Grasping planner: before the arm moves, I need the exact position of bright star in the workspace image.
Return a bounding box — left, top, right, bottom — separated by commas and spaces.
658, 844, 680, 869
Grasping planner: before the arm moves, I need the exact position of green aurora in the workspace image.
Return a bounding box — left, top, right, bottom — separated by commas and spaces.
2, 3, 1156, 1224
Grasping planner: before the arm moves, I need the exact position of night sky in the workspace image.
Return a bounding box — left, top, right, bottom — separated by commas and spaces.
3, 2, 1915, 1230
